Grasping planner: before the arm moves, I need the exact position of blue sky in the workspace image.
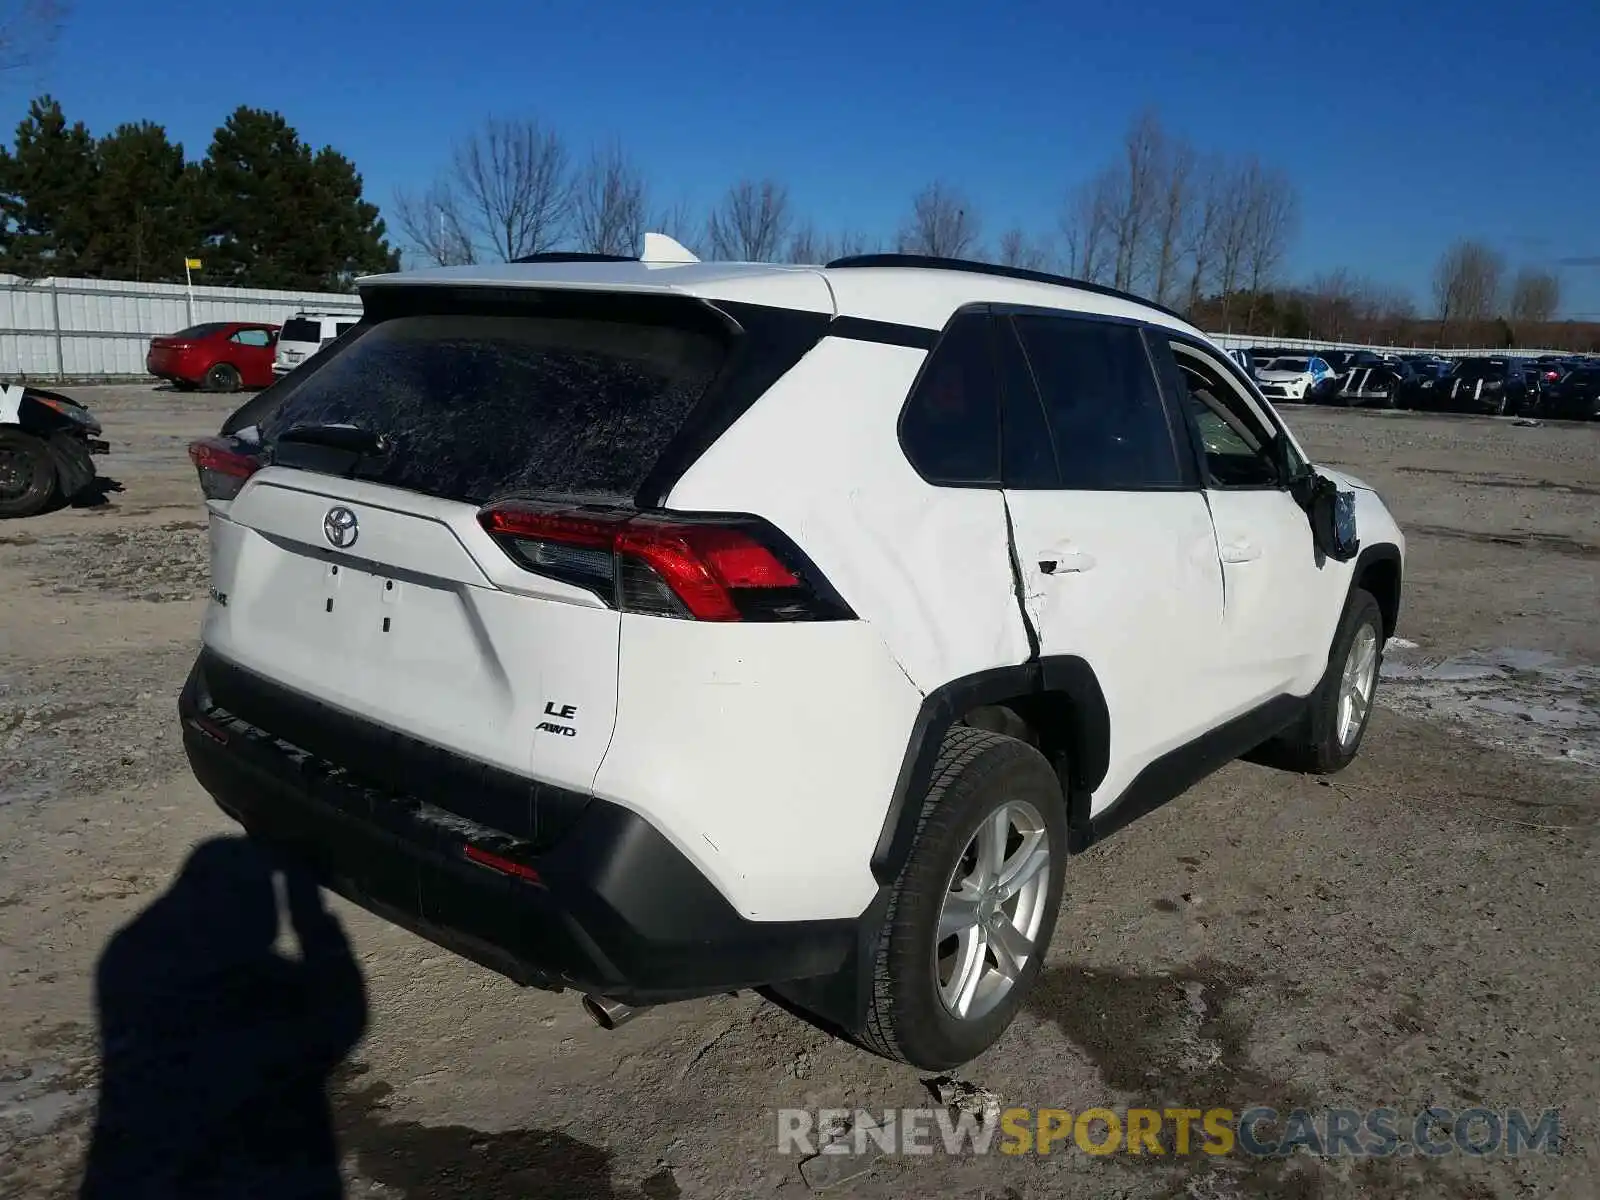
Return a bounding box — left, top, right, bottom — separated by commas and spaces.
9, 0, 1600, 316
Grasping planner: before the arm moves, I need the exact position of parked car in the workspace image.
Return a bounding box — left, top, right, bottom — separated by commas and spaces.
1331, 360, 1420, 408
180, 246, 1405, 1070
1225, 348, 1259, 379
0, 382, 109, 517
1539, 365, 1600, 420
1525, 359, 1568, 392
1428, 357, 1533, 416
147, 322, 280, 393
1255, 355, 1338, 402
273, 312, 361, 378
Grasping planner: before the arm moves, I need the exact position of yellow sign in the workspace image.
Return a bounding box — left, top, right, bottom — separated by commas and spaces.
185, 258, 202, 270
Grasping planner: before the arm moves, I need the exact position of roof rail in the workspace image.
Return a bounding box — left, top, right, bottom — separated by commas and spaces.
510, 252, 636, 264
822, 253, 1189, 322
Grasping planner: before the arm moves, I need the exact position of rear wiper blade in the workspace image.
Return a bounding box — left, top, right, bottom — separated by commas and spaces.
276, 423, 393, 456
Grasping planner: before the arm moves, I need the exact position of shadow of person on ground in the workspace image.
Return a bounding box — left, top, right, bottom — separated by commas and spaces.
80, 836, 368, 1199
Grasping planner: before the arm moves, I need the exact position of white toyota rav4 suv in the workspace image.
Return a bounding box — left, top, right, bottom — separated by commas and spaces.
181, 240, 1404, 1070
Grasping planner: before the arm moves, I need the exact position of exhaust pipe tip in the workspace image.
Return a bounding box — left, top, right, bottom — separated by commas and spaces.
581, 993, 637, 1030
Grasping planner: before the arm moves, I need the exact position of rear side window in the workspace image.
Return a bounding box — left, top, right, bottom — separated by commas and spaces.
1010, 314, 1185, 489
260, 312, 727, 505
334, 322, 358, 338
175, 323, 228, 339
898, 311, 1000, 486
231, 328, 272, 347
280, 318, 325, 343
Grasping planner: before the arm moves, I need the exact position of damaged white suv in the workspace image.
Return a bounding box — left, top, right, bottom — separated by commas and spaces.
181, 242, 1404, 1070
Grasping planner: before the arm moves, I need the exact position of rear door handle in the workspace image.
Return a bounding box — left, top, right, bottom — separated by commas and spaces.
1220, 540, 1261, 563
1038, 550, 1096, 575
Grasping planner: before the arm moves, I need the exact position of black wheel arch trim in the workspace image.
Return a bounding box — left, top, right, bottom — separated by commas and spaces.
869, 656, 1110, 885
1347, 541, 1403, 637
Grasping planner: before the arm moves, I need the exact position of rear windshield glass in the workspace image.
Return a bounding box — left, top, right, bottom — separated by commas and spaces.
174, 323, 229, 339
280, 318, 326, 344
259, 313, 727, 505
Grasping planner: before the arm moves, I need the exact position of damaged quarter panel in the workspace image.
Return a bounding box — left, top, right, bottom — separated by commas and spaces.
627, 334, 1028, 921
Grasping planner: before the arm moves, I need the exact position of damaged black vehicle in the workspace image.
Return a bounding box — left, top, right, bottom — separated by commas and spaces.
0, 383, 110, 518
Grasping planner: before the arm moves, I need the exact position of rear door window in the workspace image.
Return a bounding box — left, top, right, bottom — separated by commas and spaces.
1010, 314, 1186, 490
260, 311, 728, 505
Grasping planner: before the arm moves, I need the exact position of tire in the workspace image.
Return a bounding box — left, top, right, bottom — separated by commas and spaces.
860, 727, 1067, 1070
1261, 589, 1384, 774
204, 362, 242, 393
0, 428, 59, 519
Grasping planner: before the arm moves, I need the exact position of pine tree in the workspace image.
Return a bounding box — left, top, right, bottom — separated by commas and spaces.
199, 107, 397, 290
0, 95, 99, 276
85, 121, 201, 282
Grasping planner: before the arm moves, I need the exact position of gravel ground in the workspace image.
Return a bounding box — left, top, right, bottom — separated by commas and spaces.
1, 386, 1598, 1199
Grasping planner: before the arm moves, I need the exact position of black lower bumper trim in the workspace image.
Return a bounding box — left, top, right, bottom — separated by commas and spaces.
179, 653, 860, 1004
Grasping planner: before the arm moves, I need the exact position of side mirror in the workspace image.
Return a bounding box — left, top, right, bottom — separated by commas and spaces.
1293, 470, 1360, 562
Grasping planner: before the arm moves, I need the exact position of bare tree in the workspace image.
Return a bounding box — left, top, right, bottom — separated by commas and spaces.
573, 142, 646, 257
1149, 136, 1196, 307
1305, 268, 1362, 340
898, 181, 981, 259
784, 225, 873, 264
997, 227, 1047, 270
706, 179, 791, 261
1060, 173, 1115, 284
1432, 239, 1504, 325
1240, 162, 1298, 327
1508, 268, 1560, 324
1086, 111, 1172, 294
1182, 155, 1228, 313
446, 117, 573, 260
392, 182, 477, 267
0, 0, 65, 72
1209, 160, 1259, 327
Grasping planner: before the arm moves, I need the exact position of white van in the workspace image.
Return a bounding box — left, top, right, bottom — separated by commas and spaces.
272, 311, 361, 378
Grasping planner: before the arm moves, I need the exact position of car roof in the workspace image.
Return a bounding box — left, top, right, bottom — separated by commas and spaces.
356, 257, 1207, 339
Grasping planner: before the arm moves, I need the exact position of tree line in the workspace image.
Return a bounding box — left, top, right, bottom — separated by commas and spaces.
0, 96, 398, 290
397, 110, 1577, 347
0, 90, 1579, 346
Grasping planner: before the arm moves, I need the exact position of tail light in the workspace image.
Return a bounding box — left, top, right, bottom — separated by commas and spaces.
478, 501, 854, 622
188, 436, 261, 501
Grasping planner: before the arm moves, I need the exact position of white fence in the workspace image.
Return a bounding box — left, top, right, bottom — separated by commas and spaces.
0, 275, 362, 379
0, 273, 1570, 382
1204, 333, 1563, 359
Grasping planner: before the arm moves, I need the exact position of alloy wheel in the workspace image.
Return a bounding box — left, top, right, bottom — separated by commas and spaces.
933, 799, 1053, 1022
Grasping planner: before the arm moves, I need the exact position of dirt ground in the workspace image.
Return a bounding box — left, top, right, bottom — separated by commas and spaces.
1, 385, 1598, 1199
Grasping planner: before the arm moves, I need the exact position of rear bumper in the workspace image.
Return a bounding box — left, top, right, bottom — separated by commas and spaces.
178, 650, 859, 1004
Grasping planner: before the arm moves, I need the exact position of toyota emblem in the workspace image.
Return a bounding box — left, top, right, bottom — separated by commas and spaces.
323, 506, 359, 549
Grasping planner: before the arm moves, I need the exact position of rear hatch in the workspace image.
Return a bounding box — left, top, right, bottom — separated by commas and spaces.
199, 291, 744, 832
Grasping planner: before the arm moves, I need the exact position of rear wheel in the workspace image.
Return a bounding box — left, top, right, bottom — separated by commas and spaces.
861, 727, 1067, 1070
204, 362, 242, 393
0, 428, 58, 518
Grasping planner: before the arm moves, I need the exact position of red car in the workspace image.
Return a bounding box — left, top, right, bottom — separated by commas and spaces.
147, 322, 280, 392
